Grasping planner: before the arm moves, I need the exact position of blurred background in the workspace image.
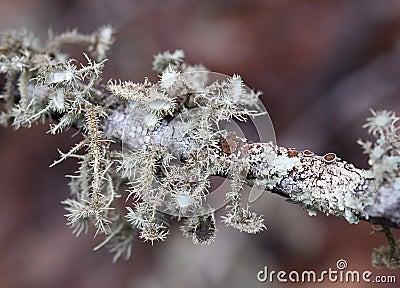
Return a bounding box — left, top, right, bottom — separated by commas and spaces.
1, 0, 400, 287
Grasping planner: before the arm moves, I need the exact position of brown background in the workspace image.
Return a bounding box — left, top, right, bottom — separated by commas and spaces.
0, 0, 400, 287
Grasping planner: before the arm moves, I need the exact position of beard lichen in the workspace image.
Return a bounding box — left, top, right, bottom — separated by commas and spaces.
1, 27, 399, 268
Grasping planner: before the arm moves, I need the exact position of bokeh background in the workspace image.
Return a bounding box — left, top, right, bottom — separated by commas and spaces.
1, 0, 400, 287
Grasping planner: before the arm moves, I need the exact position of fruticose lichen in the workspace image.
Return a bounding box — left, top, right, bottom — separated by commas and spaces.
1, 27, 399, 267
0, 28, 269, 261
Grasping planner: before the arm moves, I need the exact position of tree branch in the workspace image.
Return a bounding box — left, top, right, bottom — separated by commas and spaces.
103, 101, 400, 228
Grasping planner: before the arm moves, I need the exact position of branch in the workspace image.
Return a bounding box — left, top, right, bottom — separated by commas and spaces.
104, 105, 400, 228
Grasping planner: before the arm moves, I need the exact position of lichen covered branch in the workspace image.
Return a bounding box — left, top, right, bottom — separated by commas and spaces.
1, 28, 399, 267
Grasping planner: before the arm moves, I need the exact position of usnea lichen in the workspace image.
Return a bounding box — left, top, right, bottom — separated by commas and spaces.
1, 27, 399, 267
0, 27, 267, 261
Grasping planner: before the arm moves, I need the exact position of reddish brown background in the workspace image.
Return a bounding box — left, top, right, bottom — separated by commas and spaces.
1, 0, 400, 287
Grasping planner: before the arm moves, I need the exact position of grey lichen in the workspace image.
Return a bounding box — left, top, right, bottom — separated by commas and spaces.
283, 152, 375, 224
1, 27, 400, 267
358, 109, 400, 229
247, 142, 376, 224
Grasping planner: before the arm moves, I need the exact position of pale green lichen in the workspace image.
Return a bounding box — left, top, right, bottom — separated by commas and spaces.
1, 27, 399, 268
0, 27, 267, 260
359, 109, 400, 185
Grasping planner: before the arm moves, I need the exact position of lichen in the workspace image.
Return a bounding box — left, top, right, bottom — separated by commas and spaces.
1, 27, 399, 267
